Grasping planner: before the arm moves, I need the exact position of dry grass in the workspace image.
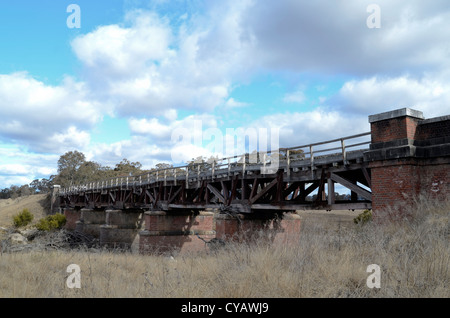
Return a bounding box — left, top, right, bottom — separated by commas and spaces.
0, 196, 448, 298
0, 194, 48, 228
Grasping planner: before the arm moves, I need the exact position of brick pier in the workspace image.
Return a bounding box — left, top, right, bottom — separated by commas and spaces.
365, 108, 450, 217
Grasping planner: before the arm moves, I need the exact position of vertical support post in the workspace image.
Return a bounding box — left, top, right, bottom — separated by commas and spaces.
197, 164, 201, 188
327, 178, 335, 205
263, 153, 267, 175
186, 166, 189, 189
287, 149, 291, 178
341, 138, 347, 165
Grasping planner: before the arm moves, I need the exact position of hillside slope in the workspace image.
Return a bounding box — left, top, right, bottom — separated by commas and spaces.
0, 194, 49, 228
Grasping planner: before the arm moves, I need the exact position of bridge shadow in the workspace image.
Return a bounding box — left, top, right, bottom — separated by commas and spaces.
139, 209, 216, 256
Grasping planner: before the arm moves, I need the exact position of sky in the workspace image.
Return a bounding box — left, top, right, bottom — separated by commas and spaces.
0, 0, 450, 189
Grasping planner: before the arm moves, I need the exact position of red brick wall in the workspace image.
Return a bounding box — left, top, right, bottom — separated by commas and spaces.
369, 112, 449, 218
144, 211, 214, 232
370, 160, 450, 215
419, 163, 450, 200
139, 232, 215, 254
215, 213, 301, 245
63, 208, 81, 231
139, 211, 216, 255
369, 161, 421, 213
415, 119, 450, 140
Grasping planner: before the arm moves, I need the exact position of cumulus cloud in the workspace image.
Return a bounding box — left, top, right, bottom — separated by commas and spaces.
224, 98, 251, 108
0, 72, 102, 153
246, 108, 370, 150
239, 0, 450, 76
70, 4, 255, 116
330, 75, 450, 118
283, 90, 306, 104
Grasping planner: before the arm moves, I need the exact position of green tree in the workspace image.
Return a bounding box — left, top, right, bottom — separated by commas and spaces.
114, 159, 143, 177
55, 150, 86, 187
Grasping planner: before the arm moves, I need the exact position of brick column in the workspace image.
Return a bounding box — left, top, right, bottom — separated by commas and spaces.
100, 210, 142, 250
215, 212, 301, 245
139, 210, 215, 255
365, 108, 425, 215
75, 209, 106, 238
63, 208, 81, 231
367, 107, 450, 218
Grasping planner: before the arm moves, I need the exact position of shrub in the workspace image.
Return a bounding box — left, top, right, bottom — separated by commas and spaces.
353, 209, 372, 225
35, 213, 66, 231
12, 208, 34, 227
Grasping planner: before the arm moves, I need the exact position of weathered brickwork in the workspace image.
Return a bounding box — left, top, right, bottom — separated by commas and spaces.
215, 213, 301, 245
63, 208, 81, 231
415, 116, 450, 140
367, 108, 450, 216
139, 211, 216, 255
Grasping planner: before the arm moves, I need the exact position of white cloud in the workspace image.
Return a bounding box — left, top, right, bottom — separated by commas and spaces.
0, 72, 102, 153
283, 90, 305, 104
239, 0, 450, 76
224, 98, 251, 108
332, 76, 450, 118
247, 109, 370, 150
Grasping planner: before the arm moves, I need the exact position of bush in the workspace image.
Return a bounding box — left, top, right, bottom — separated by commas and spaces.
35, 213, 66, 231
353, 209, 372, 225
12, 209, 34, 227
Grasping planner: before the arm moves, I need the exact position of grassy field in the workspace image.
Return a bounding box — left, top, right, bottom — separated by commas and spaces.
0, 194, 48, 228
0, 195, 448, 298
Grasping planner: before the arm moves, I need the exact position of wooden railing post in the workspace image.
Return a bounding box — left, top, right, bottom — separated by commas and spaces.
186, 166, 189, 189
341, 138, 347, 165
287, 149, 291, 178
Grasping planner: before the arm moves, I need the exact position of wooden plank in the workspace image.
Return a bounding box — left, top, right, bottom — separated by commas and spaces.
327, 178, 335, 205
330, 172, 372, 201
206, 184, 226, 204
109, 191, 115, 203
295, 181, 319, 201
315, 169, 326, 203
275, 170, 283, 202
228, 176, 238, 206
145, 189, 156, 204
249, 178, 278, 204
362, 167, 372, 188
168, 187, 182, 203
283, 182, 300, 199
249, 178, 259, 202
221, 180, 229, 201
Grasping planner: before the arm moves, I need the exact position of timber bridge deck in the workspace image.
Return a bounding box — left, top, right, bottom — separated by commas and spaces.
59, 132, 373, 213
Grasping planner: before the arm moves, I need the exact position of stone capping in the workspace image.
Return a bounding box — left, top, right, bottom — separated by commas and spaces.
418, 115, 450, 125
139, 229, 216, 236
368, 108, 424, 123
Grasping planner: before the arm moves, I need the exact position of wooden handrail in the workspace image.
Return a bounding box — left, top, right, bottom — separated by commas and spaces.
60, 132, 371, 194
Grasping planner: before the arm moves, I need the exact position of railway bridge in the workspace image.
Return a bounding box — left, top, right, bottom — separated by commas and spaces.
54, 108, 450, 254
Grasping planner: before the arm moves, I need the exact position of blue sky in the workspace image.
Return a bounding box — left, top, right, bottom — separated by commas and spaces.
1, 0, 450, 188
